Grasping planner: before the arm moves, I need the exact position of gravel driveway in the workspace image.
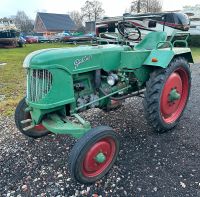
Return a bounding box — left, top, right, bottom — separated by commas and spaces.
0, 64, 200, 197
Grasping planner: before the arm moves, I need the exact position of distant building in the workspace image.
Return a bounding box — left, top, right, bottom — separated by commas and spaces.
0, 18, 18, 31
34, 12, 76, 36
85, 21, 96, 33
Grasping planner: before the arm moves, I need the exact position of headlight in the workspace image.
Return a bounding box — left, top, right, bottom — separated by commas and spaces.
107, 74, 118, 86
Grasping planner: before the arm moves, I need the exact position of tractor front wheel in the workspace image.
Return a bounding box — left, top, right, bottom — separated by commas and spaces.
69, 126, 120, 184
144, 57, 191, 133
15, 97, 50, 138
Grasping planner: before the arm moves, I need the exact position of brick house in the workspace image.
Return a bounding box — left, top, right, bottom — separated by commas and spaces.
34, 12, 76, 36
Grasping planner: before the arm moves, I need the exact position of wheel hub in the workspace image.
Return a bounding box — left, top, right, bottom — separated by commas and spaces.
95, 152, 106, 163
83, 141, 110, 173
169, 88, 181, 102
82, 138, 116, 177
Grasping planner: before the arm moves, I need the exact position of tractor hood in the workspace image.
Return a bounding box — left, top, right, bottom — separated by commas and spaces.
23, 44, 131, 73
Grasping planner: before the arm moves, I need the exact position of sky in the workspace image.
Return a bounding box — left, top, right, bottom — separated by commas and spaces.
0, 0, 200, 20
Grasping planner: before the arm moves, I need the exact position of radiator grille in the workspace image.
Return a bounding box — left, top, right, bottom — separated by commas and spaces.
27, 69, 52, 102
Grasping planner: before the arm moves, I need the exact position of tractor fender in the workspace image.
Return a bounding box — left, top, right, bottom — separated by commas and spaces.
143, 48, 193, 68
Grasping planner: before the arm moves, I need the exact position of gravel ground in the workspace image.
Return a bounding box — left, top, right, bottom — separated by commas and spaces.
1, 64, 200, 197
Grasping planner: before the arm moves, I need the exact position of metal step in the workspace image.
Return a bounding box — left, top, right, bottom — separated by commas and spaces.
23, 125, 35, 131
21, 119, 32, 124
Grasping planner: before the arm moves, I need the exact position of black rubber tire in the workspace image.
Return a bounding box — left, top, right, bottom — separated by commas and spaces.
69, 126, 120, 184
143, 57, 191, 133
15, 97, 50, 138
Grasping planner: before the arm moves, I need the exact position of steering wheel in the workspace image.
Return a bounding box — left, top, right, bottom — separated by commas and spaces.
117, 21, 141, 41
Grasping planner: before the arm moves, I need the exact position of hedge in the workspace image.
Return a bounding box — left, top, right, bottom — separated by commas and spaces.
188, 35, 200, 47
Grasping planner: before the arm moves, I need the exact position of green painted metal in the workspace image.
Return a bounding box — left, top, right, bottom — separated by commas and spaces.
130, 67, 153, 86
143, 49, 175, 68
73, 72, 94, 97
134, 31, 167, 50
120, 51, 150, 69
29, 105, 65, 124
27, 68, 75, 109
169, 32, 190, 45
143, 47, 193, 68
21, 31, 193, 138
95, 153, 106, 163
42, 113, 91, 138
24, 45, 131, 73
169, 89, 181, 102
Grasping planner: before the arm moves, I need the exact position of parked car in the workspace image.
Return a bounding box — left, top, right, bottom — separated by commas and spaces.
18, 36, 26, 47
38, 36, 49, 43
59, 32, 72, 42
61, 32, 96, 43
25, 36, 38, 44
69, 33, 96, 44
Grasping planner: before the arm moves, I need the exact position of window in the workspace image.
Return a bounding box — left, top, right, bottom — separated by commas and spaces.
174, 13, 190, 25
165, 14, 175, 23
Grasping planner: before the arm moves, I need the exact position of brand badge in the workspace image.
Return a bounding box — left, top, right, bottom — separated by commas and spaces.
74, 56, 92, 69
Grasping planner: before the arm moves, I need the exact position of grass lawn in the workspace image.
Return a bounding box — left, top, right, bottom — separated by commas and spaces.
191, 47, 200, 63
0, 43, 200, 116
0, 43, 72, 116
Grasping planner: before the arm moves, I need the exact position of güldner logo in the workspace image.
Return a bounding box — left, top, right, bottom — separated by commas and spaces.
74, 56, 92, 69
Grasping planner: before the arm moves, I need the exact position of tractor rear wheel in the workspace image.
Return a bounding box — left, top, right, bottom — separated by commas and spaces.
69, 126, 120, 184
143, 57, 191, 133
15, 97, 50, 138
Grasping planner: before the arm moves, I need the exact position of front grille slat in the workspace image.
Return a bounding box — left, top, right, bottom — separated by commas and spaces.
42, 70, 45, 98
35, 70, 38, 101
27, 69, 52, 102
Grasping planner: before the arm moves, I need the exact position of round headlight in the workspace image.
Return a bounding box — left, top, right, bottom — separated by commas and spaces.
107, 75, 115, 86
107, 74, 118, 86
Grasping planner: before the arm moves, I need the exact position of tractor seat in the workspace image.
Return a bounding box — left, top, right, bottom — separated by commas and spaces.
134, 31, 167, 51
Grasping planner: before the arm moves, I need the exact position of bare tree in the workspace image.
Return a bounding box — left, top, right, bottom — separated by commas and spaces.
81, 0, 105, 22
131, 0, 162, 13
81, 1, 93, 21
92, 0, 105, 21
146, 0, 162, 12
131, 0, 144, 13
14, 11, 33, 33
69, 11, 83, 30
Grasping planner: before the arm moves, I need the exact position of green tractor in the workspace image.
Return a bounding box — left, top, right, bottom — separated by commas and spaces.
15, 23, 193, 183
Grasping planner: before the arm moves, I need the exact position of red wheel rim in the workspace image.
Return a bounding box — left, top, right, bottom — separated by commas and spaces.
33, 124, 46, 131
160, 68, 189, 124
82, 137, 116, 178
26, 113, 46, 131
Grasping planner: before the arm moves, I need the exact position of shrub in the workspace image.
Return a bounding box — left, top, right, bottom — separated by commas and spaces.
188, 35, 200, 47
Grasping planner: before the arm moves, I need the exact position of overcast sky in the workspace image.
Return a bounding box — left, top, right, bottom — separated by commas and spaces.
0, 0, 199, 19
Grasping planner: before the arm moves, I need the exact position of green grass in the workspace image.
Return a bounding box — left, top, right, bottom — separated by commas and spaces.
0, 43, 200, 116
0, 43, 71, 116
191, 47, 200, 63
